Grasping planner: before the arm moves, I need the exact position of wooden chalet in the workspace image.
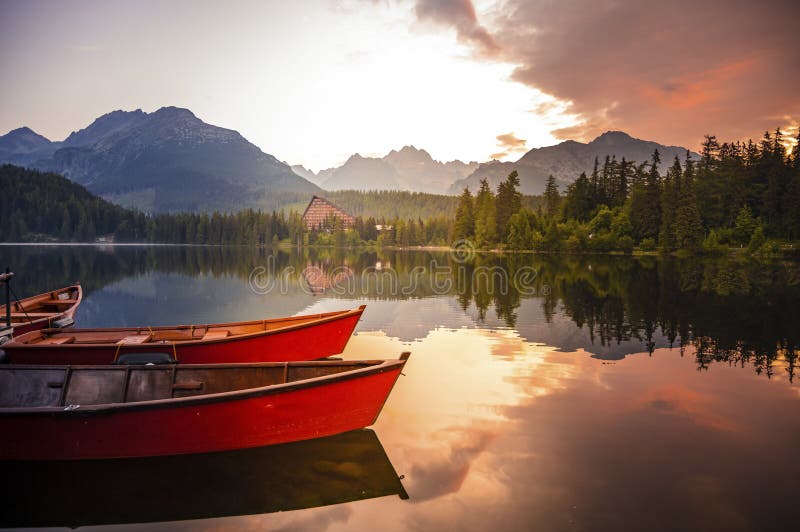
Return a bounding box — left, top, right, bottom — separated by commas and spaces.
302, 196, 355, 231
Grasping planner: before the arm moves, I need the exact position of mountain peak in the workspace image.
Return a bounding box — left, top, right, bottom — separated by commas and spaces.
0, 126, 52, 156
3, 126, 49, 140
152, 106, 197, 120
8, 126, 34, 135
591, 131, 635, 144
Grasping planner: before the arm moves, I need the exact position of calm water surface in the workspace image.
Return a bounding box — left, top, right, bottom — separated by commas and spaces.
1, 245, 799, 532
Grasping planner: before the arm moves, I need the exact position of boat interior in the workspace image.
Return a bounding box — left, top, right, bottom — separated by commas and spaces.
0, 360, 385, 408
15, 309, 353, 346
0, 286, 80, 325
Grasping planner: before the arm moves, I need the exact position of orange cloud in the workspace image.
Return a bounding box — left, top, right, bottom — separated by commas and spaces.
490, 132, 527, 159
418, 0, 800, 148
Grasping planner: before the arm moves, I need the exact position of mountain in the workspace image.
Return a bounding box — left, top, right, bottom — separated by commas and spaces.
383, 146, 478, 194
320, 153, 403, 191
449, 131, 698, 195
296, 146, 479, 194
0, 108, 320, 212
0, 127, 56, 163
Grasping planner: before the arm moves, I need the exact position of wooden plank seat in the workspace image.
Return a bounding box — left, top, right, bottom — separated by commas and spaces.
44, 300, 80, 306
150, 331, 194, 342
116, 335, 152, 345
9, 313, 60, 318
38, 336, 75, 345
202, 330, 230, 341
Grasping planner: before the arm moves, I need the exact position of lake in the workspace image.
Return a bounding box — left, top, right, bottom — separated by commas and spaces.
1, 244, 799, 531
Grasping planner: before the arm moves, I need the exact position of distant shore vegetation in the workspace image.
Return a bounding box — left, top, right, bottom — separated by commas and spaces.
2, 127, 799, 257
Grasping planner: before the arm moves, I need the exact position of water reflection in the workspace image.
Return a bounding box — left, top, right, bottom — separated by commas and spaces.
1, 245, 799, 531
4, 245, 795, 379
0, 429, 406, 528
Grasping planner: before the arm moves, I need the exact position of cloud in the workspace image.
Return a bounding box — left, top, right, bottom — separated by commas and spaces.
490, 132, 527, 159
498, 0, 800, 147
410, 0, 800, 148
414, 0, 500, 57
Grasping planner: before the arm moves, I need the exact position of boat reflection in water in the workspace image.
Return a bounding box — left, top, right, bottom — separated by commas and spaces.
0, 429, 407, 528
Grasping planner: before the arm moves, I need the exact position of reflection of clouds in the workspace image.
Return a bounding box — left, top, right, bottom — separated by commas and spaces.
406, 427, 496, 503
266, 506, 352, 532
181, 505, 353, 532
637, 384, 741, 433
301, 298, 476, 342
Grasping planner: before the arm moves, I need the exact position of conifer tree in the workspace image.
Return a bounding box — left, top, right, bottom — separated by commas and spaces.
474, 178, 497, 247
453, 187, 475, 241
658, 156, 682, 251
544, 175, 560, 219
630, 150, 662, 242
674, 154, 703, 250
563, 171, 592, 221
496, 171, 522, 240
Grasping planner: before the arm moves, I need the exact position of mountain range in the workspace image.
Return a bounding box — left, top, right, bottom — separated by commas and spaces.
448, 131, 698, 195
0, 108, 319, 212
1, 107, 698, 212
295, 147, 479, 194
292, 131, 697, 196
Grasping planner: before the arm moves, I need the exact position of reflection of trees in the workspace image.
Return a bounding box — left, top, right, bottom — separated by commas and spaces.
4, 245, 798, 379
535, 256, 800, 380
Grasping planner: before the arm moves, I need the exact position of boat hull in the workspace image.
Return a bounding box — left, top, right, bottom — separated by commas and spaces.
0, 360, 405, 460
3, 306, 363, 365
1, 285, 82, 337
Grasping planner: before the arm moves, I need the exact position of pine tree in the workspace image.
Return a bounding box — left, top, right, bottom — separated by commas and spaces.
674, 155, 703, 250
630, 150, 662, 242
474, 178, 496, 247
495, 171, 522, 240
659, 156, 682, 251
453, 187, 475, 241
589, 157, 600, 202
544, 175, 560, 218
563, 171, 593, 221
615, 157, 631, 207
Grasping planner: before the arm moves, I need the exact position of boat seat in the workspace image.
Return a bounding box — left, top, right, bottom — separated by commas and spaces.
117, 334, 152, 345
10, 313, 56, 318
150, 331, 193, 342
47, 300, 79, 306
39, 336, 75, 345
202, 330, 230, 341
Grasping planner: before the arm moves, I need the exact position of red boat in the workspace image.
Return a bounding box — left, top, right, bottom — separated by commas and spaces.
0, 353, 410, 460
1, 305, 365, 365
0, 284, 82, 336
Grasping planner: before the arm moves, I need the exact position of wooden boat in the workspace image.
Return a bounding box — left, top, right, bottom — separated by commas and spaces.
0, 353, 409, 460
0, 284, 82, 337
1, 305, 366, 365
0, 429, 407, 528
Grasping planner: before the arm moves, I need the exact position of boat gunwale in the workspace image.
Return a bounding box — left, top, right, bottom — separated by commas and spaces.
1, 284, 82, 329
5, 304, 366, 350
0, 352, 410, 417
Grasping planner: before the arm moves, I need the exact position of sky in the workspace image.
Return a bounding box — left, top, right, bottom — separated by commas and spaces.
0, 0, 797, 171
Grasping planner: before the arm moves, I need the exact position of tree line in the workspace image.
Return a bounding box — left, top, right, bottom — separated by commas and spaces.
450, 127, 800, 253
3, 125, 799, 253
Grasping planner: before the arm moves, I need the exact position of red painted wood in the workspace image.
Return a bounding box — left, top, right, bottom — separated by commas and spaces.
4, 311, 362, 365
0, 366, 403, 460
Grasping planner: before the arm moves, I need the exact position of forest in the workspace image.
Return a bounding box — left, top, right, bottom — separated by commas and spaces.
1, 127, 798, 254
